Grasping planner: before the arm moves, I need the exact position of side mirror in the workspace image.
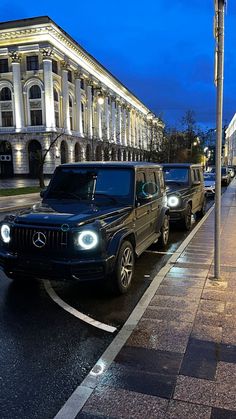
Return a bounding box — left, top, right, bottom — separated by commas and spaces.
40, 188, 47, 198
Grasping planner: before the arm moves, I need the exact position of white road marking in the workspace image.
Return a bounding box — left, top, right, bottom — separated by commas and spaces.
44, 280, 117, 334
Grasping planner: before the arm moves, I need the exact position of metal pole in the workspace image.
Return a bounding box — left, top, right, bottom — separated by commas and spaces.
214, 0, 225, 279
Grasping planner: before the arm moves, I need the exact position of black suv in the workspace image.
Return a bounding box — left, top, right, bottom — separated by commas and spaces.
162, 163, 206, 230
0, 162, 169, 294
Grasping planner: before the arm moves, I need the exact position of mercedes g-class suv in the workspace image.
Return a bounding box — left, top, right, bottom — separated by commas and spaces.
162, 163, 206, 230
0, 162, 169, 294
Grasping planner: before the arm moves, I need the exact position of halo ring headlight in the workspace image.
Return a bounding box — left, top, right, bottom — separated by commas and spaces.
0, 224, 11, 243
168, 195, 180, 208
78, 230, 98, 250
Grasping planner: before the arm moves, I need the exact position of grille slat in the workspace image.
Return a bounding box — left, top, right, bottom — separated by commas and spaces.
11, 227, 68, 252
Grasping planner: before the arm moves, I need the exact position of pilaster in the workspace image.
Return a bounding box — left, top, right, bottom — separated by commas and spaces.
9, 51, 25, 132
41, 48, 55, 131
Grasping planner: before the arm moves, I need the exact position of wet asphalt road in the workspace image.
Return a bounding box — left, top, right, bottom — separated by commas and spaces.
0, 196, 217, 419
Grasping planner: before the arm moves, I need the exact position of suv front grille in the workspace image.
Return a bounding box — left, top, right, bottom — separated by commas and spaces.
10, 226, 69, 252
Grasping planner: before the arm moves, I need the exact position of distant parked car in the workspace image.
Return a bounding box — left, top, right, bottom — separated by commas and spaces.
203, 172, 215, 197
228, 166, 235, 178
162, 163, 206, 231
211, 167, 231, 186
221, 167, 231, 185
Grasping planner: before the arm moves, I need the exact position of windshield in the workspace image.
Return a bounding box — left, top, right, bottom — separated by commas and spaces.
46, 167, 134, 205
163, 167, 189, 184
204, 173, 215, 181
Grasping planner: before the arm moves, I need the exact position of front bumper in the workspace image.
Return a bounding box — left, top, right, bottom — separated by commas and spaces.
205, 187, 215, 196
168, 207, 186, 221
0, 249, 115, 281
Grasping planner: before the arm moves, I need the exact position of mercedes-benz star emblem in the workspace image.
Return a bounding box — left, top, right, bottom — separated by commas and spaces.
32, 232, 47, 248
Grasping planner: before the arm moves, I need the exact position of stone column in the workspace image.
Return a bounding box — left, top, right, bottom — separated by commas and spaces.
41, 49, 55, 131
117, 102, 122, 145
127, 107, 131, 147
131, 110, 135, 148
111, 98, 116, 142
10, 51, 24, 132
122, 106, 127, 146
97, 99, 102, 140
61, 61, 70, 133
75, 72, 83, 136
87, 82, 93, 139
104, 95, 110, 141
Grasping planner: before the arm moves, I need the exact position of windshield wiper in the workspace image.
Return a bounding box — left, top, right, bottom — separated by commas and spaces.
166, 180, 185, 186
50, 191, 83, 200
94, 193, 118, 204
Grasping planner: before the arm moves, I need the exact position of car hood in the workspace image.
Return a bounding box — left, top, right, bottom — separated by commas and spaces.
166, 183, 189, 195
13, 200, 133, 227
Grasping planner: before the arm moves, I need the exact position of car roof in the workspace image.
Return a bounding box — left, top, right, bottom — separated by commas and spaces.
161, 163, 202, 168
59, 161, 163, 170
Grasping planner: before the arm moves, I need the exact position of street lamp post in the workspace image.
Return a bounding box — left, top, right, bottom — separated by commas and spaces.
214, 0, 226, 279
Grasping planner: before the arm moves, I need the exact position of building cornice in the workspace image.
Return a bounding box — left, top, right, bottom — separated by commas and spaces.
0, 20, 151, 115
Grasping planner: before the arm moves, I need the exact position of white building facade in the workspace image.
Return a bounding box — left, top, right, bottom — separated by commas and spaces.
0, 16, 164, 178
225, 113, 236, 166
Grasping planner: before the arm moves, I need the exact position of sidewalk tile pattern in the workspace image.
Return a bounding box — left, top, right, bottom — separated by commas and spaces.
79, 181, 236, 418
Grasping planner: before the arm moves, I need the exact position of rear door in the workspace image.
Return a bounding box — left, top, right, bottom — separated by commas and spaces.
146, 169, 162, 235
134, 170, 153, 248
191, 168, 202, 211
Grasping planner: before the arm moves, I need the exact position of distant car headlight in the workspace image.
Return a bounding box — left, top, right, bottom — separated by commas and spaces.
167, 195, 180, 208
76, 230, 99, 250
0, 224, 11, 243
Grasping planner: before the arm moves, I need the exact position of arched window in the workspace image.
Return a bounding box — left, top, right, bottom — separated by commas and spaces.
0, 87, 11, 101
54, 88, 60, 127
28, 84, 42, 125
0, 87, 13, 127
69, 95, 73, 131
29, 85, 41, 99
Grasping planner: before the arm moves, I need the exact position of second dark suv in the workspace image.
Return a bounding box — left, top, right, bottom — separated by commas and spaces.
162, 163, 206, 230
0, 162, 169, 294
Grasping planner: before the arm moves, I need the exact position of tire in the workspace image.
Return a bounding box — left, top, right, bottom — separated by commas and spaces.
181, 204, 192, 231
109, 241, 135, 295
157, 214, 169, 249
196, 196, 206, 219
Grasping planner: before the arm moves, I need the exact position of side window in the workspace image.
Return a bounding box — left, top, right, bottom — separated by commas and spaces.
159, 171, 165, 194
193, 169, 201, 182
146, 171, 160, 199
192, 169, 197, 182
136, 172, 146, 205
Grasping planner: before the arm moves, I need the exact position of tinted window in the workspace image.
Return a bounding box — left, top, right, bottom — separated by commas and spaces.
193, 169, 201, 182
163, 167, 189, 184
147, 171, 160, 198
47, 168, 134, 204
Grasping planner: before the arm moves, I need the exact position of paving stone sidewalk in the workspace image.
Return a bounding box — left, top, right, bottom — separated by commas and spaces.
0, 193, 40, 212
78, 179, 236, 419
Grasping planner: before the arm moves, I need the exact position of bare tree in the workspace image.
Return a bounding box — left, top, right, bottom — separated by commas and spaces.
35, 129, 65, 188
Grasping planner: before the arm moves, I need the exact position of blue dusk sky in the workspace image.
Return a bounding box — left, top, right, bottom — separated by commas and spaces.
1, 0, 235, 130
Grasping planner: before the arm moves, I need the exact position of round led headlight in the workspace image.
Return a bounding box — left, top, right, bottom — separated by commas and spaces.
167, 195, 180, 208
0, 224, 11, 243
78, 230, 98, 250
